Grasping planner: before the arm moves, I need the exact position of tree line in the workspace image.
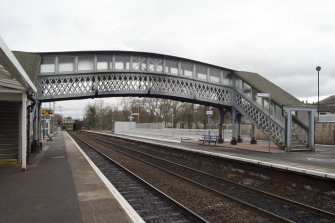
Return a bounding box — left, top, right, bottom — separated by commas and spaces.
81, 98, 232, 130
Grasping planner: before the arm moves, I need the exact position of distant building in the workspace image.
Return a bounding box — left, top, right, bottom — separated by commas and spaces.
318, 95, 335, 122
62, 118, 75, 130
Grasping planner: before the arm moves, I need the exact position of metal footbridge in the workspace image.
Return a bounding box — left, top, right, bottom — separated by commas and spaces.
14, 50, 316, 151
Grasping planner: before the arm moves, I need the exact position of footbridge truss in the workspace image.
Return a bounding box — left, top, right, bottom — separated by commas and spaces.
15, 50, 316, 151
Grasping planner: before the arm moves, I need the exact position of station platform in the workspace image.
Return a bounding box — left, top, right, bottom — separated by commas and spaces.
1, 131, 334, 223
99, 131, 335, 179
0, 131, 142, 223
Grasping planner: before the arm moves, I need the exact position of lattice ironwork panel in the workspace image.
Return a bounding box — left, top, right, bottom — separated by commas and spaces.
97, 73, 150, 94
235, 92, 285, 147
38, 75, 95, 99
37, 73, 233, 106
150, 75, 232, 104
38, 72, 286, 147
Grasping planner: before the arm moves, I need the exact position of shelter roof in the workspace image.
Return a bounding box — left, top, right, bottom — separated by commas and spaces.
318, 95, 335, 112
12, 51, 40, 85
0, 36, 37, 92
235, 71, 303, 107
320, 95, 335, 105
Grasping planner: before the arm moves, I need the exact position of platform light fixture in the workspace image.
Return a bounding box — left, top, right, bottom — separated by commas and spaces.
257, 93, 271, 152
316, 66, 321, 122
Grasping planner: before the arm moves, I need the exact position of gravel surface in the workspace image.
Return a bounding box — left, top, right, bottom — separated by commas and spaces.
75, 132, 272, 222
72, 133, 203, 223
112, 135, 335, 214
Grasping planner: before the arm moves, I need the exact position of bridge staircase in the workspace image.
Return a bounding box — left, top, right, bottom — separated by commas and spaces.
290, 115, 311, 151
234, 90, 310, 150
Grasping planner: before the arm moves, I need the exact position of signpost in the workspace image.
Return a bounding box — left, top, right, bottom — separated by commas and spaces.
206, 110, 213, 135
131, 113, 139, 123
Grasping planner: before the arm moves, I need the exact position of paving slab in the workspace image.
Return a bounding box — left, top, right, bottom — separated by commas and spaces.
0, 131, 137, 223
0, 132, 82, 223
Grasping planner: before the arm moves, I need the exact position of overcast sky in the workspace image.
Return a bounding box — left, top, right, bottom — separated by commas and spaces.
1, 0, 334, 118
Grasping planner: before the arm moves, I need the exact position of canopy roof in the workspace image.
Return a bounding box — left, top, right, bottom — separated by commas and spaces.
0, 36, 37, 93
235, 71, 303, 107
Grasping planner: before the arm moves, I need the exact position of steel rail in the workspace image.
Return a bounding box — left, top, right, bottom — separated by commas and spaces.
70, 131, 209, 223
85, 132, 335, 223
82, 132, 293, 222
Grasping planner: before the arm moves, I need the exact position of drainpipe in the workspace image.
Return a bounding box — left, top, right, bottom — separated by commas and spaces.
26, 92, 36, 164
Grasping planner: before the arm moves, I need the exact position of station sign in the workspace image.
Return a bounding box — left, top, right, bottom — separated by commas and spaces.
206, 111, 213, 116
41, 108, 54, 116
257, 93, 270, 98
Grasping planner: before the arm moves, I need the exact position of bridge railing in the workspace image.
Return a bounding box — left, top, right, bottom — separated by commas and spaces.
234, 89, 286, 147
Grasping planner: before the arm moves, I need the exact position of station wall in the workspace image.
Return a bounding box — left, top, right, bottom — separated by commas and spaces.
315, 123, 335, 145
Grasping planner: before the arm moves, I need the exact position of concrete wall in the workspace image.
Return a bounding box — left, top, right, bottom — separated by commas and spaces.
315, 122, 335, 145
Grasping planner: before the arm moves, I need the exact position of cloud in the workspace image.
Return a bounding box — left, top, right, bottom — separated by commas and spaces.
1, 0, 334, 117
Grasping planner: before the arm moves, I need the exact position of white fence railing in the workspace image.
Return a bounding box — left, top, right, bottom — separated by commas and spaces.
114, 122, 253, 142
319, 115, 335, 122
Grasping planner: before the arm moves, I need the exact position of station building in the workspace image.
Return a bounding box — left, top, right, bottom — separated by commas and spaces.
0, 37, 37, 170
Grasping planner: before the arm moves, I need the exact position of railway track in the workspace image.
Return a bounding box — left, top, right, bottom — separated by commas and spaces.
69, 131, 208, 223
74, 131, 335, 223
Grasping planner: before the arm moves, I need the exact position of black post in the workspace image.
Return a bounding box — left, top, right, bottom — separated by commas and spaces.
218, 107, 224, 143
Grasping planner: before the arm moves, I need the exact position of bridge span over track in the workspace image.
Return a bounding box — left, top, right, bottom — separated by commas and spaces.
14, 50, 316, 151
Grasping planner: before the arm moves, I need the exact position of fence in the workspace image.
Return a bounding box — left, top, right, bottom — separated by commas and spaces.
319, 115, 335, 123
114, 122, 254, 142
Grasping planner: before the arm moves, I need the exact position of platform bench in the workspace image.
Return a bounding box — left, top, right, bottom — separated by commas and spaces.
199, 135, 219, 145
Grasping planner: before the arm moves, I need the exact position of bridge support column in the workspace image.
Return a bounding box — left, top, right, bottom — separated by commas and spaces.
286, 109, 292, 152
20, 93, 27, 171
230, 107, 238, 145
38, 103, 44, 141
218, 107, 225, 144
237, 113, 242, 143
31, 101, 42, 153
250, 124, 257, 144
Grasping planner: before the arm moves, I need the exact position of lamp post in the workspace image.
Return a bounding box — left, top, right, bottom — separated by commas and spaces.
316, 66, 321, 122
257, 93, 271, 153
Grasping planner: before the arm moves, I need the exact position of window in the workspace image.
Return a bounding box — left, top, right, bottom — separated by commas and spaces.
97, 55, 110, 70
253, 90, 264, 106
58, 56, 74, 72
263, 98, 269, 111
243, 82, 252, 97
148, 58, 163, 72
275, 104, 283, 122
115, 56, 130, 70
165, 60, 178, 75
209, 68, 220, 83
40, 57, 55, 73
235, 77, 243, 90
132, 57, 147, 71
78, 56, 93, 71
196, 65, 207, 80
181, 62, 193, 77
222, 71, 232, 85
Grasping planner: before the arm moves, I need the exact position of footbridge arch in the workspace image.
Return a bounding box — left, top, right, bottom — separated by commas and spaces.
14, 50, 316, 151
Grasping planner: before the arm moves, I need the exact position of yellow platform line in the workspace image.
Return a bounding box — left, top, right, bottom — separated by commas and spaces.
0, 159, 18, 167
